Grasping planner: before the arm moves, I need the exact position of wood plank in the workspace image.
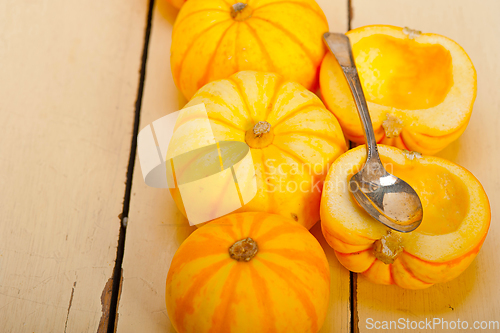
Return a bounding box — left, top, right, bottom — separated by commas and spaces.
116, 0, 350, 332
351, 1, 500, 332
0, 1, 148, 331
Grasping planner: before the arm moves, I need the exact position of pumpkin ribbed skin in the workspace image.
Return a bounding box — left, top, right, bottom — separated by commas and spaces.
320, 145, 490, 289
166, 212, 330, 333
171, 0, 329, 99
168, 71, 347, 229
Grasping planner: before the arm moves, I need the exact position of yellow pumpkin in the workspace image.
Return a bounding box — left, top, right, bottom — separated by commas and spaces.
171, 0, 329, 99
168, 71, 347, 229
165, 212, 330, 333
320, 145, 490, 289
320, 25, 477, 155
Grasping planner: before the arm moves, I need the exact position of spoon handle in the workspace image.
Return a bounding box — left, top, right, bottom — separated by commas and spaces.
323, 33, 380, 162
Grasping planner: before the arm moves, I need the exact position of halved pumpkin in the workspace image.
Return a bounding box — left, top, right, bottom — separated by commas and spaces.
320, 25, 477, 155
320, 145, 490, 289
166, 212, 330, 333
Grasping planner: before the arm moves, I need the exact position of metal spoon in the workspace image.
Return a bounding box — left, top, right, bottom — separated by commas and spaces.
323, 32, 423, 232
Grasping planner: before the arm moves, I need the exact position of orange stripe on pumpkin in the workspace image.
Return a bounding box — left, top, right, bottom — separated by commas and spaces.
334, 247, 372, 256
197, 231, 233, 244
396, 257, 433, 285
219, 224, 239, 241
397, 132, 411, 151
264, 248, 329, 283
321, 226, 376, 246
234, 213, 246, 238
361, 257, 378, 274
259, 258, 319, 333
247, 213, 267, 237
168, 240, 228, 274
256, 224, 298, 246
248, 264, 278, 333
174, 260, 229, 331
388, 264, 395, 285
208, 264, 242, 333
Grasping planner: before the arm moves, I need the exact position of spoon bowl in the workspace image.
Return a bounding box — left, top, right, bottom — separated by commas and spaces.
323, 32, 423, 232
349, 155, 423, 232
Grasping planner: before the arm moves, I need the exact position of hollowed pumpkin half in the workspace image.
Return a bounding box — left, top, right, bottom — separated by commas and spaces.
166, 212, 330, 333
172, 0, 328, 100
320, 25, 477, 155
320, 145, 490, 289
168, 71, 347, 229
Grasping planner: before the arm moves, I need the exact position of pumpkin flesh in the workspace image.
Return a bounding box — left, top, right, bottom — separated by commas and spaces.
353, 34, 453, 110
320, 145, 490, 289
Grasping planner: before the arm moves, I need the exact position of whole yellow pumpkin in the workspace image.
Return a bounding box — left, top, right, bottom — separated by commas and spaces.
171, 0, 329, 99
167, 71, 347, 229
320, 145, 490, 289
165, 212, 330, 333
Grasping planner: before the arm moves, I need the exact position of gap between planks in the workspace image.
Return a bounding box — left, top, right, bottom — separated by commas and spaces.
104, 0, 156, 332
346, 3, 359, 331
347, 37, 359, 327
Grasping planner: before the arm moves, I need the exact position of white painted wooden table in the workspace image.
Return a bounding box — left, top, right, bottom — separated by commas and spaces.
1, 0, 498, 332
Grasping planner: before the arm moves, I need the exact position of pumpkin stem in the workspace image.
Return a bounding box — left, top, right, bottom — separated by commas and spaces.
231, 2, 253, 21
382, 113, 403, 138
402, 27, 422, 39
253, 121, 271, 137
402, 149, 423, 160
372, 231, 403, 264
245, 121, 274, 149
229, 237, 258, 262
